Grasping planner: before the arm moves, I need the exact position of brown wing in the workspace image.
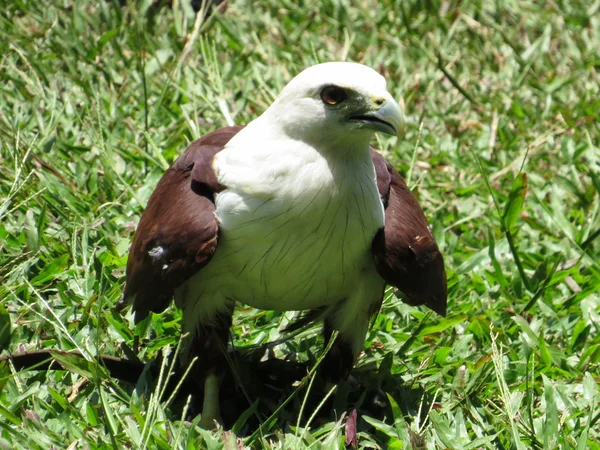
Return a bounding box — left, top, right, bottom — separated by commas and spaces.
371, 150, 447, 316
122, 126, 243, 322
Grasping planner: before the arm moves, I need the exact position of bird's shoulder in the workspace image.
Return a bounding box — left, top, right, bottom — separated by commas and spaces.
122, 126, 243, 322
214, 130, 329, 200
370, 150, 447, 316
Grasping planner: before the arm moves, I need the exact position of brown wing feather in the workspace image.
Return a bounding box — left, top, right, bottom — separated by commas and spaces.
122, 126, 243, 322
371, 150, 447, 316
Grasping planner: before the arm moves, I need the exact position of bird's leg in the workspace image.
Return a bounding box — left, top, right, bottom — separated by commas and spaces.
200, 372, 221, 429
316, 315, 369, 416
319, 286, 384, 411
183, 307, 233, 429
321, 317, 364, 383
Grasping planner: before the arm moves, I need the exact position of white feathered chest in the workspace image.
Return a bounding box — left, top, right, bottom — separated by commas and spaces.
180, 132, 385, 312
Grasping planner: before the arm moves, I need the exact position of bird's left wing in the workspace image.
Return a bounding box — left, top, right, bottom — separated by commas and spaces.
122, 126, 243, 322
370, 150, 447, 316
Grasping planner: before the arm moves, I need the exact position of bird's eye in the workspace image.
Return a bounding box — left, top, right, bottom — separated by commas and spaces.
320, 86, 347, 105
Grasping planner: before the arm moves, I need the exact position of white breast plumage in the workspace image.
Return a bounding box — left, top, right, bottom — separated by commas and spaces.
177, 128, 385, 315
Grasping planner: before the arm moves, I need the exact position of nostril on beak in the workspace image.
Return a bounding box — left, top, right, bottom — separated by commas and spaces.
374, 97, 385, 106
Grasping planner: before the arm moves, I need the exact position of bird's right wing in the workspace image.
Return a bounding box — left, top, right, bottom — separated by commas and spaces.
121, 126, 243, 322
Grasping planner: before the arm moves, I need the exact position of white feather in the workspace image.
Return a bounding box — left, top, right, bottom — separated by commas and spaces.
148, 246, 164, 262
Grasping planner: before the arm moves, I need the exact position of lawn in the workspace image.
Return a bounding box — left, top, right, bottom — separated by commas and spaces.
1, 0, 599, 448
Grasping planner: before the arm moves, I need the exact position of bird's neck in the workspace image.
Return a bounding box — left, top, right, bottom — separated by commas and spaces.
217, 119, 378, 200
243, 114, 375, 163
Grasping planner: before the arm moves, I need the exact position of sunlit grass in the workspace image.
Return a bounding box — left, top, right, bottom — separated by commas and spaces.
1, 0, 599, 448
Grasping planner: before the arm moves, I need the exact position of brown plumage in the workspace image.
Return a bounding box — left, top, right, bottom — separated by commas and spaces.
371, 150, 447, 316
122, 126, 242, 321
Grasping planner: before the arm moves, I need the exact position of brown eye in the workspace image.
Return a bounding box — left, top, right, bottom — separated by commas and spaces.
320, 86, 347, 105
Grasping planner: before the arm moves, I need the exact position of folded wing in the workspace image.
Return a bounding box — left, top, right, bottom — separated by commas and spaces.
122, 126, 243, 322
370, 150, 447, 316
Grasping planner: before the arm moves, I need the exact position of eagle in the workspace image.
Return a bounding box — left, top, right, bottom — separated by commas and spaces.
122, 62, 446, 428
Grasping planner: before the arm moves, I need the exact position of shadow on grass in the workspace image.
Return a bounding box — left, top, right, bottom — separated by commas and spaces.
1, 344, 432, 437
162, 345, 431, 436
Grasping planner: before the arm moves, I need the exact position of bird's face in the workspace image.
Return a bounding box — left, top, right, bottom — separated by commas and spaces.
266, 62, 404, 149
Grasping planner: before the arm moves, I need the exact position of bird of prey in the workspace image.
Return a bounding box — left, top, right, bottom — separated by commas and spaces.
122, 62, 446, 428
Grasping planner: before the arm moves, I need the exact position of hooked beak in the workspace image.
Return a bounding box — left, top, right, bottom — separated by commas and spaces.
348, 97, 404, 138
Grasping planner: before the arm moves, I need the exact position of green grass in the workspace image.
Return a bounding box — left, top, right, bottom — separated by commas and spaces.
1, 0, 599, 448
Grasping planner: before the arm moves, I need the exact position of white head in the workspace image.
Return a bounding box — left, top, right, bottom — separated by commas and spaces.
260, 62, 404, 151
